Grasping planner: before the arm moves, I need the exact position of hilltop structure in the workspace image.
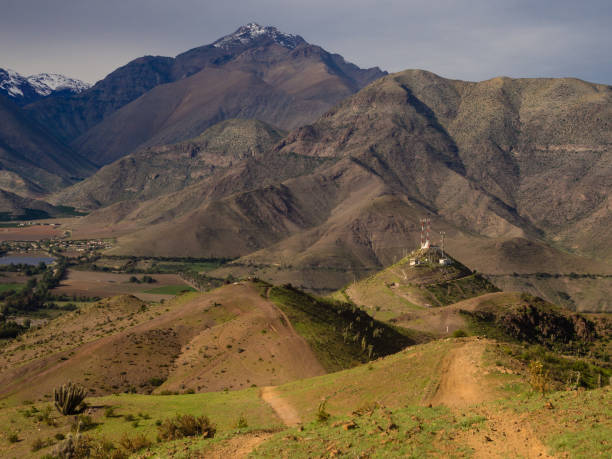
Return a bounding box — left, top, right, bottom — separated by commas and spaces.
410, 218, 452, 266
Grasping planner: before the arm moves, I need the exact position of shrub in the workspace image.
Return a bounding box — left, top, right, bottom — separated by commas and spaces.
8, 433, 19, 443
119, 433, 151, 453
55, 433, 65, 441
452, 329, 468, 338
39, 405, 56, 426
529, 360, 550, 394
31, 437, 50, 452
235, 415, 248, 429
54, 382, 87, 415
123, 413, 135, 422
104, 406, 117, 418
157, 414, 216, 441
316, 400, 330, 423
148, 377, 165, 387
71, 414, 95, 432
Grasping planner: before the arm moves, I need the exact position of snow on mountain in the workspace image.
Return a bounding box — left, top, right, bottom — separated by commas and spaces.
0, 68, 27, 97
213, 23, 305, 50
0, 68, 90, 104
26, 73, 90, 96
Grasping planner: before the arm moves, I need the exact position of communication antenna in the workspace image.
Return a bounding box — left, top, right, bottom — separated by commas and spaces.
420, 217, 431, 249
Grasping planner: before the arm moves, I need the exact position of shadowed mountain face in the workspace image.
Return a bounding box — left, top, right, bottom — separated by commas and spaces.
0, 94, 95, 196
52, 119, 286, 209
22, 23, 386, 165
67, 70, 611, 312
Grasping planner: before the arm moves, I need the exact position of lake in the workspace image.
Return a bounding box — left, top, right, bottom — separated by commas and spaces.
0, 256, 56, 266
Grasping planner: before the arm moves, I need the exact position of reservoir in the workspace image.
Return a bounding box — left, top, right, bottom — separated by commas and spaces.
0, 256, 56, 266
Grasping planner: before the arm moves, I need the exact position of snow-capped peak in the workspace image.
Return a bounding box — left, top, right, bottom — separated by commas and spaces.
213, 23, 305, 50
26, 73, 91, 96
0, 68, 27, 97
0, 68, 90, 103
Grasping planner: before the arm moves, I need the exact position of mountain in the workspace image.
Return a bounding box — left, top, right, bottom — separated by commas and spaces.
23, 56, 176, 144
52, 119, 285, 209
0, 68, 89, 106
0, 189, 81, 221
0, 93, 95, 196
66, 70, 612, 311
23, 23, 386, 165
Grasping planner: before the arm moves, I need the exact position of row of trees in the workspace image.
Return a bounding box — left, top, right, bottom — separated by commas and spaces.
0, 258, 68, 339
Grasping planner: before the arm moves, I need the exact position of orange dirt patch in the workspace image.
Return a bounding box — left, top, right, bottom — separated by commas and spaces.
51, 269, 189, 298
261, 386, 301, 426
430, 339, 495, 408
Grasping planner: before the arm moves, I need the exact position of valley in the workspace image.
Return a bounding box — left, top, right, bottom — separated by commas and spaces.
0, 20, 611, 459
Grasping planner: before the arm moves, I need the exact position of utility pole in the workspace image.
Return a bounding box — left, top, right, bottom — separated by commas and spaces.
440, 231, 446, 259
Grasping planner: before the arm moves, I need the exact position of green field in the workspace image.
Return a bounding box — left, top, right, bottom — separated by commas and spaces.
143, 284, 197, 295
0, 283, 24, 293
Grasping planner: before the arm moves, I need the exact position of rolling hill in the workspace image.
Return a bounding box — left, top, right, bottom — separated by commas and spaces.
0, 281, 413, 403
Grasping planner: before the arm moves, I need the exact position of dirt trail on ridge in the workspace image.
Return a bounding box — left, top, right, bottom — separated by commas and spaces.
432, 339, 555, 458
431, 339, 493, 407
261, 386, 301, 426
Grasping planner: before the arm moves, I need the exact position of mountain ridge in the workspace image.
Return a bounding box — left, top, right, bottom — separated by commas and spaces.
22, 23, 386, 164
0, 68, 90, 106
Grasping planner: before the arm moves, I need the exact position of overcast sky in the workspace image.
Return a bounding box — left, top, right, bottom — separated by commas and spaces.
1, 0, 610, 85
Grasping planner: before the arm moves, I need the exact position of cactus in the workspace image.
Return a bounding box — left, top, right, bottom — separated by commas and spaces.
54, 382, 87, 415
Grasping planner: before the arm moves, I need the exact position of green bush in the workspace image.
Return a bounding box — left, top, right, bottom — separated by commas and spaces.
157, 414, 216, 441
235, 415, 248, 429
316, 400, 330, 423
31, 437, 50, 452
452, 329, 468, 338
118, 433, 151, 453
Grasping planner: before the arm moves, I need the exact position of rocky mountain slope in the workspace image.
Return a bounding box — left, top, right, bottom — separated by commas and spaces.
23, 23, 386, 165
63, 70, 612, 311
0, 93, 95, 196
52, 119, 286, 209
0, 189, 81, 221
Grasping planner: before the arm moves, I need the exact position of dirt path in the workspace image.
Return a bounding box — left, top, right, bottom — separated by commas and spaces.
431, 339, 492, 408
200, 432, 273, 459
260, 386, 301, 426
432, 339, 555, 458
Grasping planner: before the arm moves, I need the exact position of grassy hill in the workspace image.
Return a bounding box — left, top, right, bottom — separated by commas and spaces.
1, 337, 609, 458
332, 248, 499, 329
0, 280, 417, 405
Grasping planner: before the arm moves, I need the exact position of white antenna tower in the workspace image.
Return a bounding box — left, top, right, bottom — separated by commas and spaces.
440, 231, 446, 258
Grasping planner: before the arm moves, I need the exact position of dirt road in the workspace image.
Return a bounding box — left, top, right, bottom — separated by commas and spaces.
260, 386, 301, 426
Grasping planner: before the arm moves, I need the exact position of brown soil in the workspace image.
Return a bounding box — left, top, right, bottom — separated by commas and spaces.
431, 339, 494, 408
159, 283, 326, 393
51, 269, 189, 297
431, 338, 555, 458
198, 432, 273, 459
260, 386, 301, 426
0, 225, 62, 241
